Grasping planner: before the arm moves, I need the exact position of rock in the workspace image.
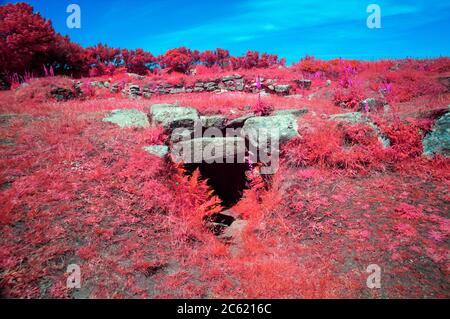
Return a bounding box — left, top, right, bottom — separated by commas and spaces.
223, 81, 236, 91
128, 84, 141, 99
205, 82, 217, 90
171, 137, 246, 163
169, 87, 186, 94
110, 83, 120, 93
103, 109, 150, 128
329, 112, 391, 148
150, 103, 177, 114
423, 110, 450, 157
273, 108, 308, 117
437, 76, 450, 91
274, 84, 291, 94
389, 63, 400, 71
358, 98, 384, 112
222, 74, 242, 82
127, 73, 146, 80
142, 86, 152, 93
260, 90, 270, 97
158, 86, 170, 94
295, 79, 312, 89
143, 145, 169, 157
73, 80, 82, 91
226, 113, 255, 129
212, 209, 247, 255
218, 219, 248, 242
50, 86, 75, 101
235, 79, 245, 91
242, 114, 299, 148
329, 112, 366, 124
201, 115, 227, 130
149, 104, 199, 130
193, 87, 205, 92
171, 128, 194, 143
205, 212, 236, 236
326, 80, 332, 87
89, 80, 109, 89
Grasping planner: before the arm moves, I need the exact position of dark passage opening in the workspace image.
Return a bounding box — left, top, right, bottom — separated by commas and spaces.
184, 162, 249, 208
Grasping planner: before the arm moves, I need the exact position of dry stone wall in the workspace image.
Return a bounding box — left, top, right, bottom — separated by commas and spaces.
78, 74, 315, 99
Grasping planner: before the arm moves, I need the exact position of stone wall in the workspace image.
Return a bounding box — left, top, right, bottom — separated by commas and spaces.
77, 74, 312, 99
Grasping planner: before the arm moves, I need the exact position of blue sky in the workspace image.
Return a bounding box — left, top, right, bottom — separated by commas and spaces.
11, 0, 450, 62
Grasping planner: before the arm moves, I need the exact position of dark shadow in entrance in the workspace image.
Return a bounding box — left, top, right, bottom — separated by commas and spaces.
184, 162, 249, 208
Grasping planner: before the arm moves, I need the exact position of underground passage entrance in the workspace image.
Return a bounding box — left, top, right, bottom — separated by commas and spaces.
184, 162, 250, 208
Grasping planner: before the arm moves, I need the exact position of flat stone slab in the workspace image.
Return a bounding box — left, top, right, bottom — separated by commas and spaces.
329, 112, 366, 124
150, 103, 178, 113
171, 137, 246, 163
218, 219, 248, 242
103, 109, 149, 128
242, 114, 299, 148
200, 115, 227, 129
222, 74, 242, 81
143, 145, 169, 158
149, 104, 199, 130
226, 113, 255, 128
330, 112, 390, 148
274, 84, 291, 93
423, 109, 450, 157
170, 128, 194, 143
